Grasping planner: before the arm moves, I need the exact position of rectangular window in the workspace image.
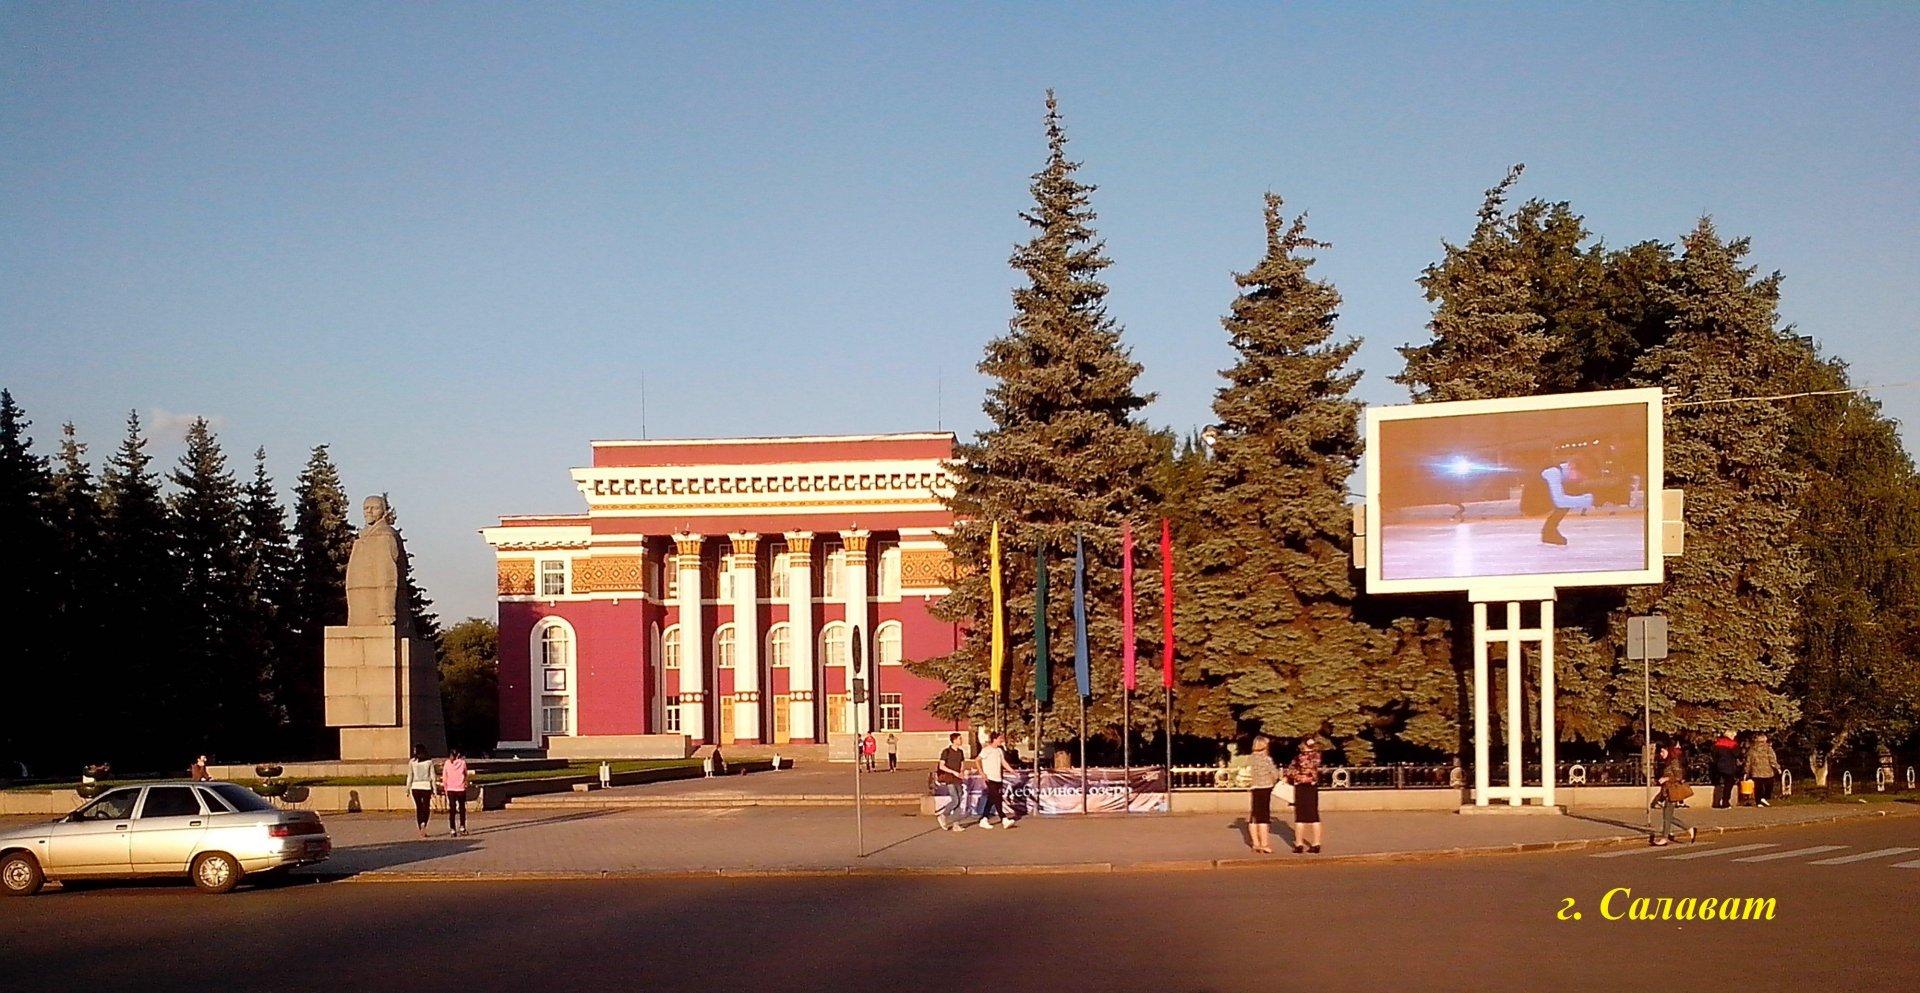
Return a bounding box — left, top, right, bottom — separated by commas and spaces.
542, 695, 570, 736
543, 668, 567, 692
880, 693, 904, 732
827, 694, 848, 735
770, 555, 789, 598
664, 556, 679, 598
539, 559, 567, 597
665, 695, 681, 733
822, 551, 844, 598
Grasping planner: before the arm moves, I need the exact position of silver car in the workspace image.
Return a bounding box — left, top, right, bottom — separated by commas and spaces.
0, 781, 331, 895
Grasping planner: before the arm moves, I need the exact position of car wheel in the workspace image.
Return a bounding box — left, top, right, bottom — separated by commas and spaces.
190, 852, 242, 895
1, 851, 44, 897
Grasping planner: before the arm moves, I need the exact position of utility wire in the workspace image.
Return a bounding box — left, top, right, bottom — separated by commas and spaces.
1666, 380, 1920, 410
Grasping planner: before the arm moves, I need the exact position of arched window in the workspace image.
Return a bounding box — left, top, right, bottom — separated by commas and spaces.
714, 625, 736, 669
662, 625, 681, 670
531, 617, 577, 740
767, 623, 792, 668
876, 621, 903, 666
820, 621, 850, 668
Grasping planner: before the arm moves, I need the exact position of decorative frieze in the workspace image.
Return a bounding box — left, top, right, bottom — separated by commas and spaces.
497, 560, 535, 596
899, 548, 955, 590
574, 555, 646, 595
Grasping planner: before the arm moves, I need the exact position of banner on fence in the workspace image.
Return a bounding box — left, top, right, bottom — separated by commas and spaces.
930, 767, 1169, 817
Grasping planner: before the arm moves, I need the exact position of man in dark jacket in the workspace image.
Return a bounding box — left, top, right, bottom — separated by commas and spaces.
1711, 732, 1743, 808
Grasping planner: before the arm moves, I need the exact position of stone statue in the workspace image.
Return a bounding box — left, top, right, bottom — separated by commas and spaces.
345, 494, 410, 634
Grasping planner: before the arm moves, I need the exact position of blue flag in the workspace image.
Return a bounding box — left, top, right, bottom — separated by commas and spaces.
1073, 534, 1090, 699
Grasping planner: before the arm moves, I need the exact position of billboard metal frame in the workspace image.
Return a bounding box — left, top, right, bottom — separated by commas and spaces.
1362, 386, 1666, 597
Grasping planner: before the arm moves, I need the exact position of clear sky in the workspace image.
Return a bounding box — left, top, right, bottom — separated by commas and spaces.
4, 3, 1915, 621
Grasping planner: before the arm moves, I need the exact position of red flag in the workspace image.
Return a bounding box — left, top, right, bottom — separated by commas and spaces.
1160, 518, 1175, 689
1121, 521, 1136, 691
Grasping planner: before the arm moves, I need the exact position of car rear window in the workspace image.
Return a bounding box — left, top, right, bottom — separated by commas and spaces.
206, 783, 276, 813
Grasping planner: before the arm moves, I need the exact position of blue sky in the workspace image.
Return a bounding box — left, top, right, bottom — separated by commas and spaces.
4, 3, 1915, 621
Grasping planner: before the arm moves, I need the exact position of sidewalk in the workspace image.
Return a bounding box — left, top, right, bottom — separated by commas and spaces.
273, 799, 1910, 880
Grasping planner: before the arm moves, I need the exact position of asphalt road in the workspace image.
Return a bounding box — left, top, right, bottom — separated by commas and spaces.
3, 816, 1914, 993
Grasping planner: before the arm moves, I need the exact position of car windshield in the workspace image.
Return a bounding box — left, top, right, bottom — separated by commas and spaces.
205, 783, 275, 813
75, 789, 139, 821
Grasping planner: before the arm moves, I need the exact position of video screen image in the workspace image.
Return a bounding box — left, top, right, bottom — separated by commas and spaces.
1376, 402, 1650, 582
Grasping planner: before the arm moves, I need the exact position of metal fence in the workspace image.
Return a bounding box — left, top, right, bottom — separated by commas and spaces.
1174, 759, 1920, 793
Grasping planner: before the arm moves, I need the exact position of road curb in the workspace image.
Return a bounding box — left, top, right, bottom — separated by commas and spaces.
306, 805, 1914, 885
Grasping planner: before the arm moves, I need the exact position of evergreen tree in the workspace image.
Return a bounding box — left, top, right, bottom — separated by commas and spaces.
1625, 219, 1809, 733
170, 418, 259, 755
1182, 195, 1441, 761
239, 448, 298, 736
386, 496, 441, 643
0, 391, 55, 767
1781, 350, 1920, 780
288, 445, 355, 756
911, 92, 1161, 742
44, 424, 103, 770
97, 411, 182, 766
1395, 165, 1551, 402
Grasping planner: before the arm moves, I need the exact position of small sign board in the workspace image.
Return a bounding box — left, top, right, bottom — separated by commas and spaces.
852, 678, 867, 705
1626, 615, 1668, 660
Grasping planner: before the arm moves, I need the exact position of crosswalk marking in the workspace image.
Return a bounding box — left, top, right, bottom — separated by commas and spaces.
1661, 843, 1777, 861
1731, 845, 1847, 862
1805, 847, 1920, 865
1891, 858, 1920, 869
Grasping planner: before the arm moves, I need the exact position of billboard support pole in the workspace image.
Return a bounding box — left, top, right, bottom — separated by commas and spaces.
1471, 588, 1557, 808
1473, 602, 1490, 806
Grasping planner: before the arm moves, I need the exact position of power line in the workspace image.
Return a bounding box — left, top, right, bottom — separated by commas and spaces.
1666, 380, 1920, 410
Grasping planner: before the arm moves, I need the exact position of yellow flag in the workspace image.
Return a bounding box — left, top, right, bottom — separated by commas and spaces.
989, 522, 1005, 693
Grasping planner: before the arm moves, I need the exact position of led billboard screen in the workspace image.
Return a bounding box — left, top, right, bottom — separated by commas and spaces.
1365, 388, 1663, 593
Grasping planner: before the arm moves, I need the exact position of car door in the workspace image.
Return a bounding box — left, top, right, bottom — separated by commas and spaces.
45, 787, 140, 876
130, 785, 210, 873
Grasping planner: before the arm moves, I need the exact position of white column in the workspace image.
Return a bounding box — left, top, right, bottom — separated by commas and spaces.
729, 532, 761, 742
1539, 598, 1557, 808
1473, 601, 1489, 806
841, 529, 871, 735
784, 531, 816, 742
674, 533, 706, 744
1506, 600, 1523, 806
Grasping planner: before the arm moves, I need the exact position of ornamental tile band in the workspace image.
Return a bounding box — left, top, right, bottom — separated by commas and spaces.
497, 560, 534, 596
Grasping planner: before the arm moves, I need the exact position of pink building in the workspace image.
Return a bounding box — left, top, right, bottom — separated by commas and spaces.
481, 432, 963, 760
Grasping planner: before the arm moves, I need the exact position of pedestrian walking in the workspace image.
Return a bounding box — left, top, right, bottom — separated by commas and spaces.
1710, 731, 1742, 808
936, 732, 970, 831
1247, 735, 1279, 854
861, 733, 877, 773
1652, 743, 1697, 846
975, 731, 1017, 829
710, 744, 727, 776
442, 748, 470, 837
190, 755, 210, 782
408, 744, 436, 839
886, 733, 899, 772
1744, 733, 1779, 807
1287, 737, 1323, 854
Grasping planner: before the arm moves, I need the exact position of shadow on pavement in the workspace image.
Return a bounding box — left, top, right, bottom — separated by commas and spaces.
1565, 812, 1649, 833
467, 809, 615, 836
301, 838, 478, 875
859, 824, 947, 858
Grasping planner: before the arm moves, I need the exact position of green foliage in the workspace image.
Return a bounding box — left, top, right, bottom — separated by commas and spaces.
0, 392, 56, 766
911, 92, 1162, 742
288, 445, 355, 755
1626, 220, 1810, 733
170, 418, 269, 753
97, 411, 183, 764
1395, 165, 1551, 402
440, 617, 500, 754
1780, 350, 1920, 761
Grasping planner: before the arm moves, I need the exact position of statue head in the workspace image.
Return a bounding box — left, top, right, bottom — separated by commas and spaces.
362, 494, 390, 527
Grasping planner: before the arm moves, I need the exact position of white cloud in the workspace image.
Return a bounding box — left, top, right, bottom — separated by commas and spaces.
146, 408, 224, 440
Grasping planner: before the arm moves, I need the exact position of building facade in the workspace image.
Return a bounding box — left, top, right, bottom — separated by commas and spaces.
482, 432, 961, 757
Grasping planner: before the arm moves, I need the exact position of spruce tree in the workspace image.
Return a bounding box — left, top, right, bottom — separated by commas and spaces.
97, 411, 182, 766
911, 92, 1161, 742
1626, 219, 1809, 733
288, 445, 355, 755
239, 448, 298, 737
44, 424, 103, 770
1395, 165, 1551, 402
170, 418, 257, 755
0, 391, 55, 767
1183, 196, 1427, 761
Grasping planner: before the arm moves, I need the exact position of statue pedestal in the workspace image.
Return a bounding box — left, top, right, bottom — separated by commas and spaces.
323, 625, 447, 760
